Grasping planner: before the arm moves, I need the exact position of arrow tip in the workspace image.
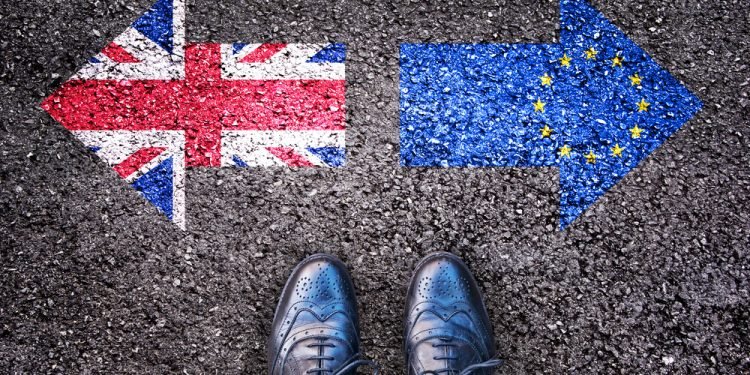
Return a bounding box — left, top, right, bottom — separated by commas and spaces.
555, 0, 702, 230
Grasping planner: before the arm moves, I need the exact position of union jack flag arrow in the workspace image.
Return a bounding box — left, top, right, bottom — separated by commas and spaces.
41, 0, 346, 230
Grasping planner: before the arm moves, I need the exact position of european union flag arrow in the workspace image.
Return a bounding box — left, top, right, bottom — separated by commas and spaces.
400, 0, 702, 229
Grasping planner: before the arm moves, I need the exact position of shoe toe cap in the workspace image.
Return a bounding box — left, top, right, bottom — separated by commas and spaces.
408, 252, 483, 307
287, 254, 357, 309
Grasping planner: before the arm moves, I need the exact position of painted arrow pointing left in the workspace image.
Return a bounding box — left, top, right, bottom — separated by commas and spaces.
42, 0, 348, 230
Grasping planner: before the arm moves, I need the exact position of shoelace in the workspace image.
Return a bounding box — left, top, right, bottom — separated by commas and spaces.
304, 336, 380, 375
418, 338, 504, 375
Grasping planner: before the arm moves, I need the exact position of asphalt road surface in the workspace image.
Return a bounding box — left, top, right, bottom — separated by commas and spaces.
1, 0, 749, 373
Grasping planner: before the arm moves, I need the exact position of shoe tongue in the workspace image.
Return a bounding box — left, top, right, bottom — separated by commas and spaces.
283, 336, 355, 374
412, 336, 478, 374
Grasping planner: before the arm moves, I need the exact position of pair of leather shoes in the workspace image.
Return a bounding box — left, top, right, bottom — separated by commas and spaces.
267, 252, 502, 374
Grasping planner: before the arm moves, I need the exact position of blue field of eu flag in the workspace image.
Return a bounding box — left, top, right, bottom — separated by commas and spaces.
400, 0, 702, 229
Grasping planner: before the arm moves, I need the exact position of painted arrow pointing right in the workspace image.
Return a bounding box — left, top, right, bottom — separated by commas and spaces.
400, 0, 702, 229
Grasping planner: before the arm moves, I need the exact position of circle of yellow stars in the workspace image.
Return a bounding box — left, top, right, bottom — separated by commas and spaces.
532, 48, 653, 165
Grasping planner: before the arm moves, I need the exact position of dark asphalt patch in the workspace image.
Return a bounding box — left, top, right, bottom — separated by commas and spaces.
1, 0, 749, 373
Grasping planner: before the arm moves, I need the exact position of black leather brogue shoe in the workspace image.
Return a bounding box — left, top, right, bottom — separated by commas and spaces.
404, 252, 502, 375
268, 254, 377, 375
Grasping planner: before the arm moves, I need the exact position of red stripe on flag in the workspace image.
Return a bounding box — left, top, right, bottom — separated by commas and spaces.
220, 80, 345, 130
267, 147, 315, 167
113, 147, 167, 178
41, 80, 185, 131
239, 43, 287, 63
184, 43, 223, 167
101, 42, 140, 63
41, 79, 345, 131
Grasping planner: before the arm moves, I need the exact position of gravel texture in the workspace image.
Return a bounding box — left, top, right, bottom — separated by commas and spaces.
1, 0, 749, 373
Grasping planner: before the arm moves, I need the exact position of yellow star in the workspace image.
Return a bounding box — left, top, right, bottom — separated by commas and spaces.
540, 73, 553, 87
540, 125, 553, 138
533, 99, 546, 113
629, 73, 642, 86
585, 47, 598, 60
559, 54, 572, 68
637, 98, 650, 112
585, 151, 597, 164
630, 125, 643, 138
558, 144, 572, 158
611, 144, 624, 157
612, 55, 624, 68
